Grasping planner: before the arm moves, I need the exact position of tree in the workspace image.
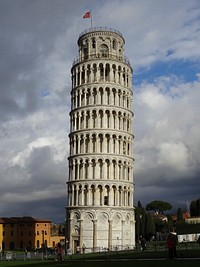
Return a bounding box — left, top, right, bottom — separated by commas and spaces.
141, 208, 146, 237
135, 208, 141, 241
146, 200, 172, 214
177, 208, 183, 221
190, 198, 200, 216
153, 217, 163, 232
190, 200, 196, 216
196, 198, 200, 216
146, 213, 155, 240
136, 201, 143, 215
138, 201, 143, 210
135, 201, 143, 242
176, 221, 200, 234
167, 215, 174, 232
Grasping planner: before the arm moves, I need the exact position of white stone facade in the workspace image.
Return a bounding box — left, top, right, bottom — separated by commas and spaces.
66, 27, 135, 254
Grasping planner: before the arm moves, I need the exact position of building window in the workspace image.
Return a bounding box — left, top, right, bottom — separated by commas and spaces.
113, 39, 117, 49
83, 40, 88, 60
10, 242, 15, 250
104, 196, 108, 205
20, 241, 23, 249
100, 44, 109, 57
92, 38, 96, 49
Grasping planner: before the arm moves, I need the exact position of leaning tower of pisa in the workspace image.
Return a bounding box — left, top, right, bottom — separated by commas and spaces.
66, 27, 135, 254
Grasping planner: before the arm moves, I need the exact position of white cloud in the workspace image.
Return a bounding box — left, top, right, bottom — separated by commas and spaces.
138, 85, 168, 110
134, 76, 200, 204
10, 137, 56, 167
157, 142, 189, 172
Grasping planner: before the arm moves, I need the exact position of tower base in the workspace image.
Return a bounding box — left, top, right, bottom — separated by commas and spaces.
66, 207, 135, 254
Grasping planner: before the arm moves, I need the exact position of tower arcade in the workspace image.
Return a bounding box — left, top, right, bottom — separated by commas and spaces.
66, 27, 135, 253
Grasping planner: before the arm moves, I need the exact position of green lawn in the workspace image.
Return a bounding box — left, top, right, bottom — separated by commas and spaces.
0, 248, 200, 267
0, 259, 200, 267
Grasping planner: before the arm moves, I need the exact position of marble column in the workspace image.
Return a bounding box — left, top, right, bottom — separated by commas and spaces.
93, 220, 97, 252
108, 220, 113, 250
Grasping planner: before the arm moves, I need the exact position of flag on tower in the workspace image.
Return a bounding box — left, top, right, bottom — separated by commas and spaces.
83, 11, 91, 19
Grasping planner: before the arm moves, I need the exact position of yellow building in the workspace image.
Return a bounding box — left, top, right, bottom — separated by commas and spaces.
0, 217, 65, 250
0, 219, 3, 251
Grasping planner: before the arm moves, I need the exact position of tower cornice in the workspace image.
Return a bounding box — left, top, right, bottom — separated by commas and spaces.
78, 27, 125, 43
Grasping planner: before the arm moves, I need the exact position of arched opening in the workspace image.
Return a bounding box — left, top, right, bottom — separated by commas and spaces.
98, 185, 103, 206
113, 39, 117, 50
99, 133, 103, 152
100, 44, 109, 57
83, 39, 88, 60
105, 64, 110, 82
104, 185, 110, 205
85, 159, 89, 179
98, 158, 103, 179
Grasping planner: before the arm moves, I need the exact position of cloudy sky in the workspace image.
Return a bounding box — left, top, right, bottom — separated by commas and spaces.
0, 0, 200, 223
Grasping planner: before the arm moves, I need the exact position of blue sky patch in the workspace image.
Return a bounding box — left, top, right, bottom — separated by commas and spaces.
134, 59, 199, 86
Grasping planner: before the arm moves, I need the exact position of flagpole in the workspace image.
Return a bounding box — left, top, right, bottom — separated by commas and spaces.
90, 10, 93, 28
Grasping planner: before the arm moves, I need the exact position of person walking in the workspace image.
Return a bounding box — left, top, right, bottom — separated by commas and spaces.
140, 237, 147, 251
197, 235, 200, 247
166, 233, 174, 259
172, 233, 178, 258
82, 244, 86, 254
56, 242, 63, 261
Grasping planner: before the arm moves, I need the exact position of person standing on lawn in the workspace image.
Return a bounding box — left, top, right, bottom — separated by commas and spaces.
56, 242, 63, 261
166, 233, 177, 258
172, 233, 178, 258
140, 237, 147, 251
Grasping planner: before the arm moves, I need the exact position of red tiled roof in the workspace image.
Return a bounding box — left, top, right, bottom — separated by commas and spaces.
0, 216, 51, 223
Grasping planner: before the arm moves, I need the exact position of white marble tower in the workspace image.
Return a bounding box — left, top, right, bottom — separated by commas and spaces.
66, 27, 135, 254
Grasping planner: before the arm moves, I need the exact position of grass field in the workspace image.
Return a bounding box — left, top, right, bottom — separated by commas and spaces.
0, 248, 200, 267
0, 259, 200, 267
